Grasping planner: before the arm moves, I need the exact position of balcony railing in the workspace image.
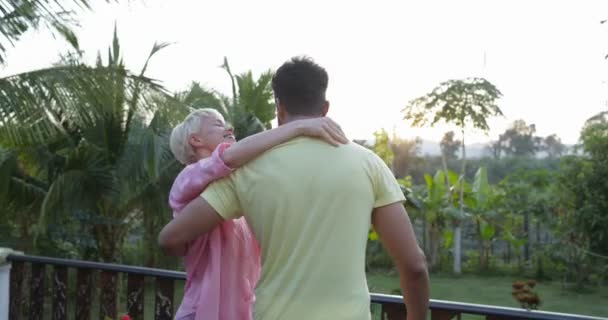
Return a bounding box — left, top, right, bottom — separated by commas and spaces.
3, 254, 605, 320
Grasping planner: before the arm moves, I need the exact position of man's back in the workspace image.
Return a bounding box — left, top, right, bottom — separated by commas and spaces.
202, 137, 404, 319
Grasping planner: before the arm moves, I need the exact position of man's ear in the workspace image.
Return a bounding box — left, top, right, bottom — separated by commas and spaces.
321, 100, 330, 116
276, 100, 287, 125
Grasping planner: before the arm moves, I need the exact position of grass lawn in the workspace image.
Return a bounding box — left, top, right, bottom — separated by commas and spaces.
367, 272, 608, 318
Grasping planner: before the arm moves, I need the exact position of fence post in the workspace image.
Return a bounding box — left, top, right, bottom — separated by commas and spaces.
0, 248, 19, 320
0, 263, 9, 320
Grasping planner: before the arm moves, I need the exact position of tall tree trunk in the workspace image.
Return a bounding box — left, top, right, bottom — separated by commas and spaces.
143, 211, 158, 267
422, 214, 428, 259
453, 128, 466, 274
95, 224, 122, 263
430, 223, 441, 271
477, 220, 486, 271
524, 209, 530, 262
535, 219, 544, 278
441, 151, 451, 190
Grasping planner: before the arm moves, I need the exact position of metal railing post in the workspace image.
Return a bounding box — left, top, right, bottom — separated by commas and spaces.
0, 248, 19, 320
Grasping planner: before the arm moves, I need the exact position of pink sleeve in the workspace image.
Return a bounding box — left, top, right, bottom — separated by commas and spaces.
168, 143, 234, 215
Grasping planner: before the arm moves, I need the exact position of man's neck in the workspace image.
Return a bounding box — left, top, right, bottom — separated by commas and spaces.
282, 114, 321, 124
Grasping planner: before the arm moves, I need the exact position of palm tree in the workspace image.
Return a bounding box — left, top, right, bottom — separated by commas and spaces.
0, 0, 110, 64
175, 57, 275, 140
0, 28, 179, 263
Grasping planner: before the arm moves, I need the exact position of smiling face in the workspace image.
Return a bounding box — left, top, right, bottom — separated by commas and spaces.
189, 111, 236, 155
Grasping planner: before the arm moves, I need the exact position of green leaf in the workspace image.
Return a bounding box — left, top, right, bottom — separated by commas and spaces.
369, 229, 379, 241
443, 230, 454, 249
403, 78, 503, 132
480, 222, 495, 240
444, 206, 469, 220
447, 170, 460, 186
424, 174, 433, 189
473, 166, 490, 208
52, 22, 80, 52
432, 170, 446, 199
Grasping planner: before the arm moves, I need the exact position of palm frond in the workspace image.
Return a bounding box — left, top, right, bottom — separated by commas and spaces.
0, 0, 108, 64
38, 141, 114, 226
235, 70, 275, 128
178, 82, 227, 117
0, 148, 47, 214
0, 64, 166, 153
221, 56, 237, 104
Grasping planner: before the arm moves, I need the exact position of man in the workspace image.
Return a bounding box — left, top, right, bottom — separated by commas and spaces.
159, 57, 429, 320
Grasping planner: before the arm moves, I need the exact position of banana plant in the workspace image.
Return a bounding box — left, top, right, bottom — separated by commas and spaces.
469, 166, 502, 271
413, 169, 460, 270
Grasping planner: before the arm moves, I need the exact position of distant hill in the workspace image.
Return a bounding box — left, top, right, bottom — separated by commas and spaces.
356, 138, 576, 159
418, 140, 488, 158
356, 138, 489, 158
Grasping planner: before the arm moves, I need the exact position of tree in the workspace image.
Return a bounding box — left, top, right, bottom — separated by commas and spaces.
372, 129, 394, 168
558, 111, 608, 258
469, 167, 502, 271
173, 58, 275, 140
0, 1, 109, 64
487, 139, 504, 159
391, 136, 421, 178
412, 169, 459, 271
542, 134, 566, 158
499, 119, 541, 157
499, 169, 551, 266
0, 29, 175, 265
403, 77, 503, 274
440, 131, 460, 159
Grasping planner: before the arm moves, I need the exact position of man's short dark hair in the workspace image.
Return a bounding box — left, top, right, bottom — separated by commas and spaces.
271, 56, 328, 116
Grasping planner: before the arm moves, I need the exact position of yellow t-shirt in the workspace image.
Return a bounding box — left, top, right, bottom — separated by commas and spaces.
201, 137, 405, 320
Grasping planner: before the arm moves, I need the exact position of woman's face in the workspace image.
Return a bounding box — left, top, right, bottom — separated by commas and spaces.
196, 113, 236, 152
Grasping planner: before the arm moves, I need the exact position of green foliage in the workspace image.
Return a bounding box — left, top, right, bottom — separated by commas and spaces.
409, 169, 460, 270
468, 166, 502, 271
403, 78, 503, 131
0, 1, 112, 65
496, 119, 542, 157
551, 111, 608, 288
463, 250, 497, 273
174, 58, 275, 141
557, 111, 608, 256
391, 136, 421, 178
372, 129, 394, 167
407, 155, 561, 186
0, 29, 177, 262
489, 120, 566, 159
440, 131, 460, 159
542, 134, 566, 158
220, 57, 275, 139
403, 77, 504, 274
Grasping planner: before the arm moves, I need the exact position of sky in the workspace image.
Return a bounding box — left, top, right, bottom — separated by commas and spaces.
2, 0, 608, 144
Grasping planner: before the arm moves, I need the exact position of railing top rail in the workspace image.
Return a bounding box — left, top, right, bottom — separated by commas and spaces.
7, 254, 606, 320
6, 254, 186, 280
371, 293, 606, 320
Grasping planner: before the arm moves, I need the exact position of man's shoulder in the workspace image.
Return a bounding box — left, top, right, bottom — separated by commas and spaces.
267, 138, 382, 162
341, 142, 386, 164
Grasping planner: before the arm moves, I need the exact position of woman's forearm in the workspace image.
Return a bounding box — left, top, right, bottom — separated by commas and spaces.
222, 124, 301, 168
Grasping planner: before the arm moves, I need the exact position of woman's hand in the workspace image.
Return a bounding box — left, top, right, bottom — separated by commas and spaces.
294, 117, 348, 146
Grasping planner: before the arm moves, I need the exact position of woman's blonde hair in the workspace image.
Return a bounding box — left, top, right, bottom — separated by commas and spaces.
170, 108, 223, 165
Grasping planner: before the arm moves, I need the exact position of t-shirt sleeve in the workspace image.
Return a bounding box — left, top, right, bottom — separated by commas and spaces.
369, 154, 406, 208
200, 176, 243, 220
